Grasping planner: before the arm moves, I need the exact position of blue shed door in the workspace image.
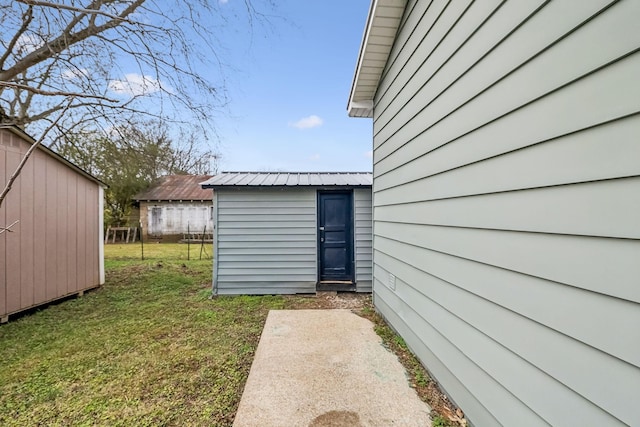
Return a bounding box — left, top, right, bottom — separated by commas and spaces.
318, 191, 354, 283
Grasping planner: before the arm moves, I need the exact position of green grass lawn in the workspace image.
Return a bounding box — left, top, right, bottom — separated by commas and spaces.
104, 241, 212, 262
1, 243, 460, 427
0, 243, 284, 426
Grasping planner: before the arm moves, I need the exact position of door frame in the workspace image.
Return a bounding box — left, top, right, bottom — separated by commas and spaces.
316, 190, 356, 291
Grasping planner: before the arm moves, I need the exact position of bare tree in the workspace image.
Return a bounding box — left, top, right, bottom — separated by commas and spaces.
0, 0, 275, 216
0, 0, 275, 139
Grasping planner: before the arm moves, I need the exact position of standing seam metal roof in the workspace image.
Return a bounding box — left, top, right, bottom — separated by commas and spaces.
200, 172, 372, 187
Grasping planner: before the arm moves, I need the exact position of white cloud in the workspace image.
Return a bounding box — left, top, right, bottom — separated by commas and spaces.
219, 0, 229, 3
61, 68, 88, 80
108, 73, 162, 96
15, 34, 42, 55
309, 153, 321, 161
289, 115, 323, 130
364, 150, 373, 159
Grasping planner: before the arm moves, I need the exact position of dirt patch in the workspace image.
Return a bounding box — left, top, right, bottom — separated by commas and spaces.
283, 292, 371, 310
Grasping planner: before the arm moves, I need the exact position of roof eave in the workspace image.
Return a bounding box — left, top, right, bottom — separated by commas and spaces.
0, 124, 108, 188
347, 0, 407, 118
201, 184, 372, 190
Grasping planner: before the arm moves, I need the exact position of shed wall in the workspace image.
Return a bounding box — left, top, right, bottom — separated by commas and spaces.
354, 188, 372, 292
371, 1, 640, 426
215, 188, 318, 294
1, 129, 103, 320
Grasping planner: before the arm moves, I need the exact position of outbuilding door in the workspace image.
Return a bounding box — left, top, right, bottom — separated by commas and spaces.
317, 191, 354, 285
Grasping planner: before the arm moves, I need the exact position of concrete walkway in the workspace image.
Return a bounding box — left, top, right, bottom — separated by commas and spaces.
234, 309, 431, 426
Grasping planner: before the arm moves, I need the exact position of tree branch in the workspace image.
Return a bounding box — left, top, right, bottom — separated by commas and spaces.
0, 5, 33, 69
0, 98, 73, 210
0, 0, 145, 82
16, 0, 137, 24
0, 81, 118, 102
0, 220, 20, 235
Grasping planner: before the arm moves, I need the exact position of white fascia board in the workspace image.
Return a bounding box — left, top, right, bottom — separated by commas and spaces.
347, 0, 407, 118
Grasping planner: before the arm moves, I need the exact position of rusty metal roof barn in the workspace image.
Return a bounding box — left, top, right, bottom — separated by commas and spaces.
200, 172, 373, 188
134, 175, 213, 201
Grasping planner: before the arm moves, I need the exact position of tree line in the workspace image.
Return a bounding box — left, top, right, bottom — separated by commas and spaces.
57, 121, 217, 226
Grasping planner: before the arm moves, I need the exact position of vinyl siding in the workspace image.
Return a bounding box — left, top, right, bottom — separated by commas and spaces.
213, 187, 373, 295
214, 189, 318, 294
371, 1, 640, 426
354, 188, 373, 291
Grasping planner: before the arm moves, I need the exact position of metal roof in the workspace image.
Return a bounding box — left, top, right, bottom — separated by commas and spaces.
347, 0, 407, 118
200, 172, 373, 188
134, 174, 213, 201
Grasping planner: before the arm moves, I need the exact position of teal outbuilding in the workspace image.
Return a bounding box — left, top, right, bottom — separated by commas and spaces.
201, 172, 372, 295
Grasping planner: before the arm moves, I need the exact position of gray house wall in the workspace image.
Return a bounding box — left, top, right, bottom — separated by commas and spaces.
368, 1, 640, 426
213, 187, 373, 295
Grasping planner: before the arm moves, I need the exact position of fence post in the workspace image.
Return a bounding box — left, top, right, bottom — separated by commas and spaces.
139, 220, 144, 261
199, 225, 207, 260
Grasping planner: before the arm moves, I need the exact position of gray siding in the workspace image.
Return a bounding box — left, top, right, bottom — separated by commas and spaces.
372, 1, 640, 426
214, 188, 317, 294
354, 188, 373, 291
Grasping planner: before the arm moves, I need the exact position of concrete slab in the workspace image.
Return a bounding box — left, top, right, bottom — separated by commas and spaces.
234, 309, 431, 426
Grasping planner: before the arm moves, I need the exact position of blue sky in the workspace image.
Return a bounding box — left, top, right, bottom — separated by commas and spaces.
211, 0, 373, 173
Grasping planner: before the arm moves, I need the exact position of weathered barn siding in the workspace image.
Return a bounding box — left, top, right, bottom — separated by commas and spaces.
140, 201, 213, 237
1, 127, 104, 321
359, 1, 640, 426
214, 188, 318, 294
354, 188, 372, 292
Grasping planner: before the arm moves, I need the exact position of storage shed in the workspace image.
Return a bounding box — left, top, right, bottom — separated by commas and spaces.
348, 1, 640, 426
1, 124, 106, 323
201, 172, 372, 295
134, 174, 213, 241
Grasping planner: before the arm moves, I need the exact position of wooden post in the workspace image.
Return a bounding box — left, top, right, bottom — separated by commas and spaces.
139, 221, 145, 261
187, 222, 190, 261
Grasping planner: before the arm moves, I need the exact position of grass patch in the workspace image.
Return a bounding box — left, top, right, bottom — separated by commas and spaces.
0, 244, 281, 426
3, 242, 464, 426
104, 242, 212, 262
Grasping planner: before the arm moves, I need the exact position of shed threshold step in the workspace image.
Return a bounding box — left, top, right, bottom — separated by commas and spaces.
317, 281, 356, 292
319, 281, 354, 284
